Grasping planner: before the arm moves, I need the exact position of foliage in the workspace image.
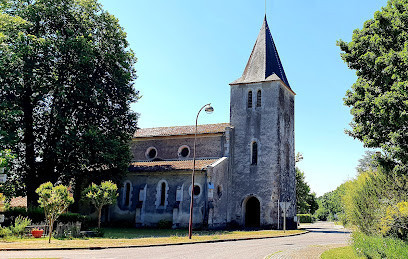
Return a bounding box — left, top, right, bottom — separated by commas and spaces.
0, 226, 12, 238
352, 231, 408, 258
0, 149, 20, 200
380, 201, 408, 240
0, 0, 139, 207
9, 215, 31, 237
157, 219, 173, 229
90, 227, 105, 237
0, 149, 14, 168
295, 168, 318, 214
314, 182, 347, 222
296, 214, 312, 223
83, 180, 118, 228
338, 0, 408, 176
3, 207, 95, 230
356, 150, 379, 173
321, 246, 363, 259
36, 182, 74, 243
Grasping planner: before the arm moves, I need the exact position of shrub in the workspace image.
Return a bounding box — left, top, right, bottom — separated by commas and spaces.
157, 219, 172, 229
10, 216, 31, 237
352, 231, 408, 258
297, 214, 312, 223
380, 201, 408, 240
0, 226, 12, 238
91, 227, 105, 237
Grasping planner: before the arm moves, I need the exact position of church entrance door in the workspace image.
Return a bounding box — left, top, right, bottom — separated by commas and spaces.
245, 196, 260, 228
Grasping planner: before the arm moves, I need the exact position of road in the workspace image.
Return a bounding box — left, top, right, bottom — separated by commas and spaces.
0, 221, 350, 259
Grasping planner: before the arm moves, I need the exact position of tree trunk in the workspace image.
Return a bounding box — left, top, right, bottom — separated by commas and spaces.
98, 206, 102, 229
22, 84, 38, 207
48, 218, 53, 243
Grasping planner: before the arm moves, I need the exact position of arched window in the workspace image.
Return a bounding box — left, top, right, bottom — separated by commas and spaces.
251, 142, 258, 165
256, 90, 261, 107
155, 180, 169, 208
160, 182, 166, 206
125, 182, 131, 206
247, 91, 253, 108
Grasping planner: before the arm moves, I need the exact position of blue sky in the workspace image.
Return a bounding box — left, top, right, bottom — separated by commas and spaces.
98, 0, 388, 196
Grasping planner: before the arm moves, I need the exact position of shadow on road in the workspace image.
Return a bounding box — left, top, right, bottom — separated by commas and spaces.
305, 227, 351, 234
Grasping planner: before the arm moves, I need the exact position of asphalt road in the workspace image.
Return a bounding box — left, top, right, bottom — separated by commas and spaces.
0, 221, 350, 259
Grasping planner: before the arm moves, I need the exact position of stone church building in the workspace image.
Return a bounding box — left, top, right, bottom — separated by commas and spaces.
110, 16, 296, 229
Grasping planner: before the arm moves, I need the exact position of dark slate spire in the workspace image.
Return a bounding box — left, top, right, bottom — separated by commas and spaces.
231, 16, 291, 88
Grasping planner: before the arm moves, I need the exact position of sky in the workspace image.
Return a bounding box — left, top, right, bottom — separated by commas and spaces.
98, 0, 388, 196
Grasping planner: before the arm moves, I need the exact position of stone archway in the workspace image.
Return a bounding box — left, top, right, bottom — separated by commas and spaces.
245, 196, 260, 228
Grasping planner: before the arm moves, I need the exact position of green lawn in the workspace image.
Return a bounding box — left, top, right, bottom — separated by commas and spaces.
321, 246, 364, 259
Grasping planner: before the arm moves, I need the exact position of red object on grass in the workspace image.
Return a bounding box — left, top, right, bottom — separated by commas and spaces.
31, 229, 44, 238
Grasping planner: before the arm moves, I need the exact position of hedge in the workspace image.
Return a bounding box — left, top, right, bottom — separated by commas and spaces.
297, 214, 312, 223
352, 231, 408, 258
3, 207, 96, 230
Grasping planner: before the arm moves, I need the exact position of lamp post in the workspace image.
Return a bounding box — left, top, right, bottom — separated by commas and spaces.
188, 103, 214, 239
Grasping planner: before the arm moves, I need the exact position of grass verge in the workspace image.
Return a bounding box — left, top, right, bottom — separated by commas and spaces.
0, 229, 305, 250
321, 246, 363, 259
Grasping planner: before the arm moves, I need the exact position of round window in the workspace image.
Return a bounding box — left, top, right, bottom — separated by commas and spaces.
178, 145, 190, 158
146, 147, 157, 159
193, 185, 201, 196
180, 147, 189, 157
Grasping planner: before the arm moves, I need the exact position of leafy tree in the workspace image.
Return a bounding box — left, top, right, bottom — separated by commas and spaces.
338, 0, 408, 175
0, 0, 139, 206
83, 180, 118, 228
356, 150, 379, 173
36, 182, 74, 243
0, 149, 20, 201
316, 183, 347, 222
296, 168, 318, 214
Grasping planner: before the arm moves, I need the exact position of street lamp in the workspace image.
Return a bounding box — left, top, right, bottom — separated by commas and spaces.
188, 103, 214, 239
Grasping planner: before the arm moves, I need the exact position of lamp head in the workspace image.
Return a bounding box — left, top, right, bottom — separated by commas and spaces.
205, 104, 214, 114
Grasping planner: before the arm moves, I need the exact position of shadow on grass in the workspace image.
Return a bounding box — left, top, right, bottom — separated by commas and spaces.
102, 228, 234, 239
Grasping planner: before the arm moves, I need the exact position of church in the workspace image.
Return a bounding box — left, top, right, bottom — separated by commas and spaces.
110, 16, 296, 230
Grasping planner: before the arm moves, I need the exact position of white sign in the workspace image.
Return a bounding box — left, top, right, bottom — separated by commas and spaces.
0, 174, 6, 184
280, 202, 291, 212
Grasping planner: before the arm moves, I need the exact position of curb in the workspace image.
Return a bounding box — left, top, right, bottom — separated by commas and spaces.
0, 230, 309, 252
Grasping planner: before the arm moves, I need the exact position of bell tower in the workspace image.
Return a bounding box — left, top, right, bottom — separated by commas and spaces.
228, 16, 296, 229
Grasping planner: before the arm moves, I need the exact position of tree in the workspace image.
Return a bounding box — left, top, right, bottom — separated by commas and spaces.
83, 180, 118, 228
338, 0, 408, 175
296, 168, 318, 214
0, 0, 139, 207
0, 149, 21, 201
36, 182, 74, 243
356, 150, 379, 173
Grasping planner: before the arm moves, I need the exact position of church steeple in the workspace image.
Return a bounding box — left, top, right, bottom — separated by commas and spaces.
231, 16, 291, 88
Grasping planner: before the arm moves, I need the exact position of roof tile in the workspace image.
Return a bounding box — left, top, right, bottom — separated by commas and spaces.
129, 159, 219, 172
134, 123, 229, 138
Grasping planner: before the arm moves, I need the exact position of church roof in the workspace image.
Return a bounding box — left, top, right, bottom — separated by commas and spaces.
129, 159, 220, 172
133, 123, 230, 138
230, 16, 291, 88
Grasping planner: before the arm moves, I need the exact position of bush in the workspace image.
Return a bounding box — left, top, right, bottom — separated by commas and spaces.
352, 231, 408, 258
157, 219, 172, 229
4, 207, 96, 230
297, 214, 312, 223
4, 207, 44, 226
0, 226, 12, 238
91, 227, 105, 237
57, 212, 95, 230
10, 216, 31, 237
